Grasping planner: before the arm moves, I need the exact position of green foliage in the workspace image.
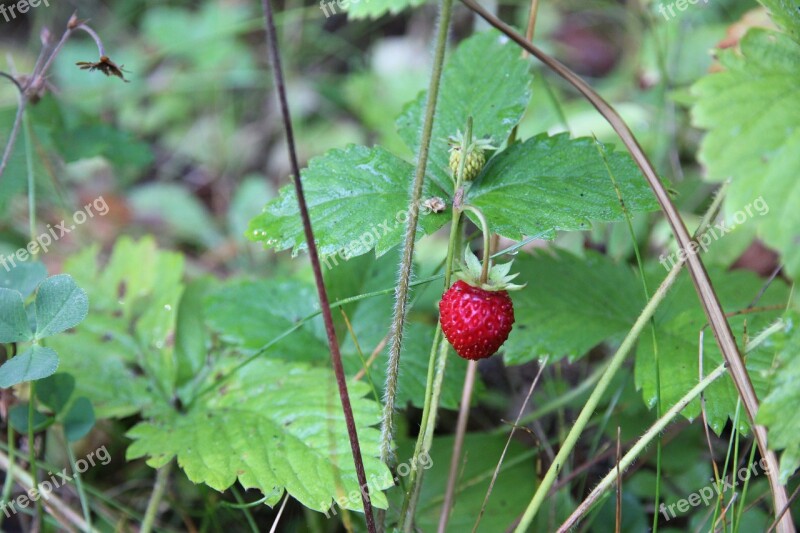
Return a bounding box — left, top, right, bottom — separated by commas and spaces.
503, 249, 642, 365
470, 134, 660, 241
37, 374, 97, 442
0, 268, 88, 388
635, 268, 786, 434
0, 288, 33, 343
40, 238, 394, 512
247, 145, 448, 259
250, 31, 660, 262
47, 237, 183, 418
757, 315, 800, 483
127, 358, 391, 513
500, 248, 789, 433
37, 373, 76, 414
396, 31, 532, 193
692, 27, 800, 279
757, 0, 800, 40
33, 274, 89, 339
0, 346, 59, 388
129, 183, 223, 247
0, 261, 46, 297
205, 278, 329, 362
62, 397, 96, 442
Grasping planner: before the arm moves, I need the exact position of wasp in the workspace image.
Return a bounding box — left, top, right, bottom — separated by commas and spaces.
75, 56, 129, 82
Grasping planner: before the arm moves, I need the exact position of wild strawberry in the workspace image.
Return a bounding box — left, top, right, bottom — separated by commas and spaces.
447, 130, 495, 181
439, 250, 524, 360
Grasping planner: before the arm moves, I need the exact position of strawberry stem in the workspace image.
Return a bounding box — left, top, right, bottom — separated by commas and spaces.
460, 204, 491, 284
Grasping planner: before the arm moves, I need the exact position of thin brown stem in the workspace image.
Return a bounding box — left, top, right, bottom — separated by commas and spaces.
259, 1, 375, 531
437, 360, 478, 533
0, 77, 26, 182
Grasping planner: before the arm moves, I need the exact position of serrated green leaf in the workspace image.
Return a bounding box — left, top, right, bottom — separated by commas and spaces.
248, 145, 448, 259
0, 346, 59, 388
504, 249, 642, 365
0, 288, 34, 342
397, 30, 532, 192
758, 0, 800, 40
127, 358, 392, 513
691, 28, 800, 279
34, 275, 89, 339
468, 134, 660, 241
37, 373, 76, 414
756, 315, 800, 484
63, 397, 95, 442
344, 0, 426, 19
0, 261, 47, 299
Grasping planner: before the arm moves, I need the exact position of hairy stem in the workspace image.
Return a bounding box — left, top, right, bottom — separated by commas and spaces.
381, 0, 455, 470
398, 115, 474, 531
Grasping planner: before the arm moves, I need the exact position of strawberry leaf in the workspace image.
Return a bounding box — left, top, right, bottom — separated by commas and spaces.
504, 249, 642, 365
248, 145, 449, 260
691, 28, 800, 279
127, 358, 392, 513
468, 134, 661, 241
46, 237, 183, 418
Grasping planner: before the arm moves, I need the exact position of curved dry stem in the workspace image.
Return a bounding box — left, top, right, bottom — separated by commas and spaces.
459, 2, 792, 530
0, 76, 26, 182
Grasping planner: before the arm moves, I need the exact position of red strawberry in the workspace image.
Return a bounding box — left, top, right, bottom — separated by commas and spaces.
439, 280, 515, 360
438, 249, 524, 360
